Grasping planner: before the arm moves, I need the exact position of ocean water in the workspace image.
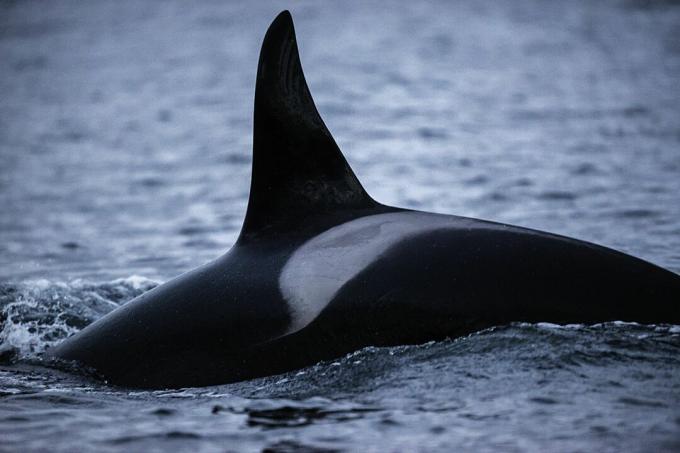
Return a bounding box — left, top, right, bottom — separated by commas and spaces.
1, 0, 680, 451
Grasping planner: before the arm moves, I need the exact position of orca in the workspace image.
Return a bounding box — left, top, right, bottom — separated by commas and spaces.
47, 11, 680, 389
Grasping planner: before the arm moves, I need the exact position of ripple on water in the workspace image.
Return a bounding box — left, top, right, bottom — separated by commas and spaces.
614, 209, 661, 219
536, 191, 578, 201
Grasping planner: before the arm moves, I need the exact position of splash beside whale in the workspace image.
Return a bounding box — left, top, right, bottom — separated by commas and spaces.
47, 11, 680, 389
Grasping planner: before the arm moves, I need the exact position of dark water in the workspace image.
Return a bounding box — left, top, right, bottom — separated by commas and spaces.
1, 0, 680, 451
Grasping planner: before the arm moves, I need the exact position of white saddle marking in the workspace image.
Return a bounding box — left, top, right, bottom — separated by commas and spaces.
279, 211, 470, 334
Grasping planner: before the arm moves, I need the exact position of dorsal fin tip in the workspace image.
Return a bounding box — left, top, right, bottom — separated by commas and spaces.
238, 12, 376, 241
272, 10, 293, 28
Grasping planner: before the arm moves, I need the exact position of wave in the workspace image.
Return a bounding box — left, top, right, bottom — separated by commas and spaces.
0, 276, 158, 360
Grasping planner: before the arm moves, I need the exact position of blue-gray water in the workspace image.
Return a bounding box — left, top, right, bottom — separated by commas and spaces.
1, 0, 680, 451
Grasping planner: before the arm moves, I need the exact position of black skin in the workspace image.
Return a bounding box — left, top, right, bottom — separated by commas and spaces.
46, 11, 680, 388
48, 207, 680, 389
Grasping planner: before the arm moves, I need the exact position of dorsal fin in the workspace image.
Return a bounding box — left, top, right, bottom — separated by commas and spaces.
239, 11, 376, 240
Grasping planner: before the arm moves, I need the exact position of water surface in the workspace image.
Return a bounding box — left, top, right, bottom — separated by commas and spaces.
1, 0, 679, 451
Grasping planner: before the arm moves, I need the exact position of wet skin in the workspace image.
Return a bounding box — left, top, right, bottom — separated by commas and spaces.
47, 11, 680, 389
